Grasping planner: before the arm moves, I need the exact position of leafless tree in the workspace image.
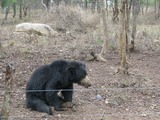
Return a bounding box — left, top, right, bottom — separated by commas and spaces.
155, 0, 160, 18
125, 0, 132, 52
118, 0, 129, 74
0, 64, 15, 120
158, 0, 160, 17
130, 0, 140, 52
91, 0, 108, 62
19, 0, 23, 19
13, 2, 16, 18
112, 0, 119, 23
1, 6, 10, 25
145, 0, 149, 14
98, 0, 108, 61
85, 0, 88, 9
91, 0, 96, 12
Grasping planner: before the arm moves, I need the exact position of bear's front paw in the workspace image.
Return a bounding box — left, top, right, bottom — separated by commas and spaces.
54, 106, 67, 111
62, 102, 73, 108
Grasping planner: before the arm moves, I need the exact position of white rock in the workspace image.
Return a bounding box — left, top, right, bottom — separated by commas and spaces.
96, 94, 102, 100
15, 23, 58, 36
105, 98, 109, 104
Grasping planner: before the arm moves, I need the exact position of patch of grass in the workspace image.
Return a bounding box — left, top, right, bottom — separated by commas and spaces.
20, 47, 30, 55
96, 37, 103, 45
142, 0, 155, 6
136, 24, 160, 51
2, 40, 15, 48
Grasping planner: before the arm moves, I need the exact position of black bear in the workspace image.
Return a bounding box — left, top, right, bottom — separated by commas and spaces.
25, 60, 91, 115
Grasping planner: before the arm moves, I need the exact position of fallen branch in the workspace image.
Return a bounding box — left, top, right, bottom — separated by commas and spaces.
89, 52, 107, 62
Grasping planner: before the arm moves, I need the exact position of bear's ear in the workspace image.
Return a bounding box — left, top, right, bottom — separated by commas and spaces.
66, 66, 76, 75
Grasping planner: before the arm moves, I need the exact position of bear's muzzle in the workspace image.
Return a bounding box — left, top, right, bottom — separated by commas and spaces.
79, 76, 91, 88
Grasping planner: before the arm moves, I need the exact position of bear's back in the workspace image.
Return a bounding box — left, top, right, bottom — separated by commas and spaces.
26, 64, 51, 90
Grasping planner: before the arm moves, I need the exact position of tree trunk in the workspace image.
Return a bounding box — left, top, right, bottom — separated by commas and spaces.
91, 0, 108, 62
130, 0, 139, 52
55, 0, 60, 6
100, 0, 108, 55
140, 0, 144, 15
129, 0, 133, 10
1, 6, 10, 25
118, 0, 128, 74
19, 0, 23, 19
145, 0, 149, 14
158, 0, 160, 17
155, 0, 157, 18
125, 0, 129, 52
13, 2, 16, 18
97, 0, 101, 13
79, 0, 83, 8
64, 0, 71, 5
85, 0, 88, 9
1, 64, 15, 120
23, 4, 28, 17
92, 0, 96, 12
0, 42, 2, 54
0, 42, 1, 48
112, 0, 119, 23
44, 0, 50, 10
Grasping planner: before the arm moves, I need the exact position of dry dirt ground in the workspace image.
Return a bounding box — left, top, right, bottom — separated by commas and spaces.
0, 7, 160, 120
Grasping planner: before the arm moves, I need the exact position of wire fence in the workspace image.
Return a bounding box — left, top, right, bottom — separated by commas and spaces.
0, 112, 159, 120
1, 87, 160, 115
1, 63, 160, 119
1, 112, 159, 118
0, 86, 160, 93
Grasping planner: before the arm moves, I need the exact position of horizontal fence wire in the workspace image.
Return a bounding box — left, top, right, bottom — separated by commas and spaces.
0, 86, 160, 93
0, 87, 160, 118
1, 112, 160, 119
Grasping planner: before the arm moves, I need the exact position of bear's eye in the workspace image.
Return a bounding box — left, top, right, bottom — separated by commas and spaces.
83, 71, 87, 76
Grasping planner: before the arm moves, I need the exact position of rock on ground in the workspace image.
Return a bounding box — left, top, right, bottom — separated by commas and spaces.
15, 23, 58, 36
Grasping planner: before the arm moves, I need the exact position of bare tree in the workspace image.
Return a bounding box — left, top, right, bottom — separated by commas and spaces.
91, 0, 96, 12
155, 0, 160, 18
0, 64, 15, 120
112, 0, 119, 23
19, 0, 23, 19
98, 0, 108, 61
1, 6, 10, 25
85, 0, 88, 9
125, 0, 132, 52
44, 0, 50, 10
145, 0, 149, 14
41, 0, 48, 12
140, 0, 144, 15
1, 0, 30, 23
23, 2, 29, 17
118, 0, 128, 74
0, 42, 2, 53
91, 0, 108, 62
158, 0, 160, 17
130, 0, 139, 52
155, 0, 157, 18
91, 0, 101, 13
13, 2, 16, 18
55, 0, 60, 6
97, 0, 101, 13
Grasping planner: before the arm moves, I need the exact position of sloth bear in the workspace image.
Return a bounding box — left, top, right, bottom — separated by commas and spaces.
25, 60, 91, 115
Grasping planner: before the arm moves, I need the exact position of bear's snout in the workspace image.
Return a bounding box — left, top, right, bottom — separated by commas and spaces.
80, 76, 91, 88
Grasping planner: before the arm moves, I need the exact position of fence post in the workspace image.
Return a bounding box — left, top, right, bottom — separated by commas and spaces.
0, 64, 15, 120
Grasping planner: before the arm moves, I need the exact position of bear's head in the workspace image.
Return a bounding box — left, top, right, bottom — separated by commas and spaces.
67, 61, 91, 88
